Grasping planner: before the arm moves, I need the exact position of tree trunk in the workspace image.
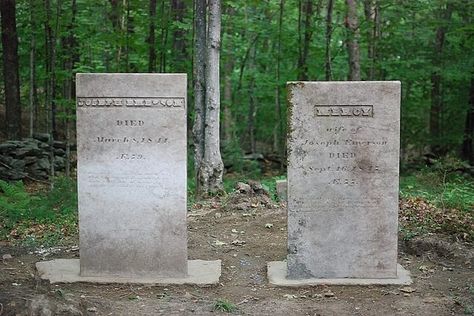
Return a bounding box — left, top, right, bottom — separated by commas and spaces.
297, 0, 313, 80
1, 0, 22, 140
248, 42, 257, 154
363, 0, 380, 80
462, 77, 474, 164
325, 0, 333, 80
223, 60, 233, 146
171, 0, 186, 71
159, 0, 169, 72
193, 0, 207, 194
148, 0, 157, 72
198, 0, 224, 195
274, 0, 284, 164
29, 0, 36, 138
345, 0, 361, 81
430, 3, 453, 154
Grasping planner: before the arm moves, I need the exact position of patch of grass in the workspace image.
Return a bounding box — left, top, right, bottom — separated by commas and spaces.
213, 299, 236, 313
400, 169, 474, 212
0, 177, 78, 245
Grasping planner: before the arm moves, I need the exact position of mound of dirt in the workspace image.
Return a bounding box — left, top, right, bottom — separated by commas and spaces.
223, 180, 277, 212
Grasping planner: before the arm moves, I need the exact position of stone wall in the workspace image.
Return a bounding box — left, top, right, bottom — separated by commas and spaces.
0, 134, 70, 181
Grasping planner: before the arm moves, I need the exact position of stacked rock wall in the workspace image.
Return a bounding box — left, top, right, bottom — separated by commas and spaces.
0, 134, 69, 181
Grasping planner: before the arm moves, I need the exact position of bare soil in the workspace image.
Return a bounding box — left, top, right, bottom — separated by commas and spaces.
0, 196, 473, 316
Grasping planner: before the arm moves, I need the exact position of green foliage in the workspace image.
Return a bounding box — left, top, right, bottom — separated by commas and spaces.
213, 299, 236, 313
0, 177, 78, 244
400, 159, 474, 212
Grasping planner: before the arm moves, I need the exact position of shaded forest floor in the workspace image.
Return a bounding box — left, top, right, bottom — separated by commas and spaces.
0, 185, 473, 316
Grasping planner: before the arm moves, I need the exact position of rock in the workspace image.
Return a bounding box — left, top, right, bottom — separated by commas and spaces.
36, 158, 51, 170
2, 253, 13, 260
54, 148, 66, 156
248, 180, 268, 195
54, 156, 66, 169
400, 287, 416, 293
265, 223, 274, 228
235, 182, 251, 193
323, 290, 335, 297
33, 133, 51, 142
10, 159, 25, 170
53, 140, 67, 149
0, 142, 18, 153
28, 295, 54, 316
24, 156, 38, 165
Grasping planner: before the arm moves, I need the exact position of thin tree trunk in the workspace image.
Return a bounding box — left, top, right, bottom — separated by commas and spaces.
223, 59, 234, 146
198, 0, 224, 195
148, 0, 157, 72
29, 0, 36, 138
193, 0, 207, 194
462, 77, 474, 164
345, 0, 361, 81
171, 0, 186, 71
248, 42, 257, 154
274, 0, 284, 163
1, 0, 22, 140
159, 0, 169, 72
325, 0, 333, 80
363, 0, 380, 80
430, 3, 453, 153
297, 0, 313, 80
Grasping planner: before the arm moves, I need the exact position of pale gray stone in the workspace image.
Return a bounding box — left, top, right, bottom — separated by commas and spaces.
275, 179, 287, 202
286, 81, 403, 280
267, 261, 412, 286
36, 259, 221, 285
76, 74, 188, 278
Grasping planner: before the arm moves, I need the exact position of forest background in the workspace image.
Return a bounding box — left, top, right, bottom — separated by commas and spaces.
0, 0, 473, 243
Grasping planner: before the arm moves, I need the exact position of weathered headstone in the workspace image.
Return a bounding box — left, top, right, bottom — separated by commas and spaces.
37, 74, 220, 284
268, 81, 411, 285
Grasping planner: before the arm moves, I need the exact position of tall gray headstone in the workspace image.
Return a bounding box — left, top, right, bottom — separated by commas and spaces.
76, 74, 188, 277
268, 81, 411, 285
36, 74, 220, 285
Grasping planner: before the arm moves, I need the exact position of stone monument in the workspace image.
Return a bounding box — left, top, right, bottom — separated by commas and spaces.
268, 81, 411, 285
37, 74, 220, 285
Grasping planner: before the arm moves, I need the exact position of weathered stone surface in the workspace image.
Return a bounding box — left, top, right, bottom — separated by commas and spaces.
275, 179, 287, 202
76, 73, 188, 278
286, 81, 401, 279
36, 259, 221, 285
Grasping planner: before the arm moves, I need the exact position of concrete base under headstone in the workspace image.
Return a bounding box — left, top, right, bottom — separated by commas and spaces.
36, 259, 221, 285
267, 261, 412, 286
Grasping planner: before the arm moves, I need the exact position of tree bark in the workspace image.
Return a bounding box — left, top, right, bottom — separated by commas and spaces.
198, 0, 224, 195
171, 0, 186, 71
159, 0, 169, 72
363, 0, 380, 80
462, 76, 474, 164
1, 0, 22, 140
430, 3, 453, 154
193, 0, 207, 194
297, 0, 313, 80
248, 42, 257, 154
325, 0, 333, 80
29, 0, 36, 138
148, 0, 157, 72
274, 0, 284, 164
345, 0, 361, 81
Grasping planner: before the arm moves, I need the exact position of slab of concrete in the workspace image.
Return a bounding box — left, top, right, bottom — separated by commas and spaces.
36, 259, 221, 285
267, 261, 412, 286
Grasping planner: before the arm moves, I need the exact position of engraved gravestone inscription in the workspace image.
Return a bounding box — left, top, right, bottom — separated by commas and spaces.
287, 81, 401, 279
76, 74, 187, 277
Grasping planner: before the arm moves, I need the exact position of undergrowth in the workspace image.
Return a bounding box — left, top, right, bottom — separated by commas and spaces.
0, 177, 78, 246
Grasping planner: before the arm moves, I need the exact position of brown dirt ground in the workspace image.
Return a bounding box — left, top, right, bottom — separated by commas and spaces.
0, 196, 473, 316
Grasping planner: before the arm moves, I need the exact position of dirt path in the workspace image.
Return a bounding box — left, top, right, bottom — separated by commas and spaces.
1, 202, 473, 315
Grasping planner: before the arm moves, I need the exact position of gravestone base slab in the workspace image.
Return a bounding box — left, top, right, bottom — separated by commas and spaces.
36, 259, 221, 285
267, 261, 412, 286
